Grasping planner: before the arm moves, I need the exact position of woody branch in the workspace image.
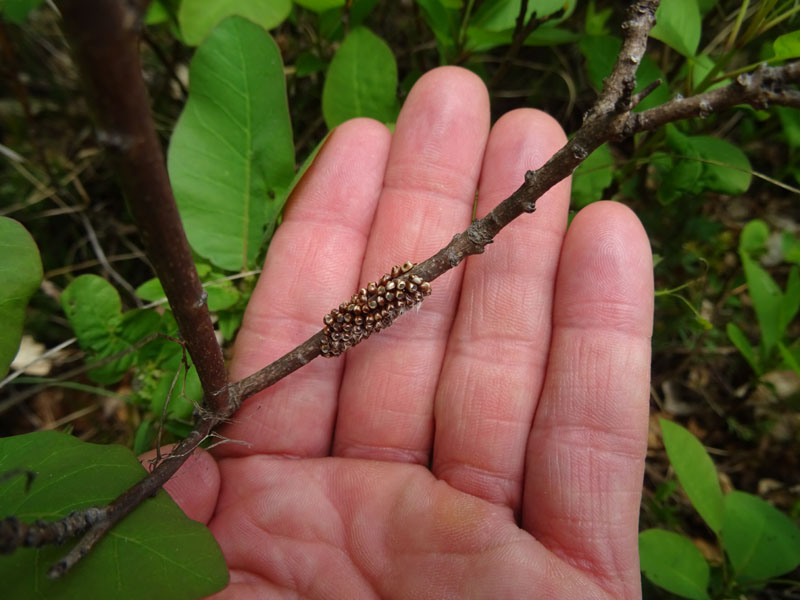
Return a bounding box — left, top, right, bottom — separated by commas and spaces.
1, 0, 799, 579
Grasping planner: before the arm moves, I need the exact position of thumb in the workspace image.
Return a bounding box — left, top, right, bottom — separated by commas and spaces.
138, 446, 220, 524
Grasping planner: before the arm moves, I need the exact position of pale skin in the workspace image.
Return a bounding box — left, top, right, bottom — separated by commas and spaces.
156, 67, 654, 599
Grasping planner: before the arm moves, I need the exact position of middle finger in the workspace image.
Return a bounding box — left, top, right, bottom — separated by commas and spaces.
332, 67, 490, 464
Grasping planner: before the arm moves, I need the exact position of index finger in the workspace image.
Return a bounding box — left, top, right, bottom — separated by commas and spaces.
218, 118, 392, 458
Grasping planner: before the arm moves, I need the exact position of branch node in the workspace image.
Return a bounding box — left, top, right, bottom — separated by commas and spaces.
698, 99, 712, 118
95, 129, 135, 153
446, 236, 466, 267
631, 78, 662, 108
194, 289, 208, 309
571, 143, 589, 160
735, 72, 753, 88
466, 222, 491, 248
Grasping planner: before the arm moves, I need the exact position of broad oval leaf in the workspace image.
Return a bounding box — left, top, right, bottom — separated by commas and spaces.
322, 27, 399, 128
0, 431, 227, 599
722, 491, 800, 581
178, 0, 291, 45
691, 136, 752, 195
739, 219, 769, 255
169, 16, 295, 272
62, 275, 130, 384
650, 0, 701, 57
61, 274, 122, 352
639, 529, 711, 600
62, 275, 163, 384
0, 217, 42, 378
660, 419, 724, 535
773, 30, 800, 61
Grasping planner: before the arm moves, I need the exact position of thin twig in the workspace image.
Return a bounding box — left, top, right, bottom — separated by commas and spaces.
78, 212, 142, 308
488, 0, 554, 90
0, 333, 161, 415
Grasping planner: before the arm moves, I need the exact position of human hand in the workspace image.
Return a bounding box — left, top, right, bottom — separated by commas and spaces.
163, 66, 654, 599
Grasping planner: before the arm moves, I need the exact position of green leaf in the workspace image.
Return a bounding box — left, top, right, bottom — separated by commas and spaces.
206, 282, 240, 311
639, 529, 711, 600
295, 52, 328, 77
572, 143, 614, 208
348, 0, 381, 27
695, 0, 715, 16
738, 236, 783, 354
133, 420, 156, 455
0, 0, 45, 23
178, 0, 291, 45
137, 276, 239, 312
722, 491, 800, 581
294, 0, 346, 11
61, 275, 123, 352
145, 351, 200, 420
773, 30, 800, 61
740, 219, 769, 255
282, 130, 333, 209
144, 0, 170, 25
775, 107, 800, 149
690, 136, 752, 195
62, 276, 161, 384
660, 419, 725, 535
778, 341, 800, 376
322, 27, 399, 128
585, 0, 612, 36
687, 54, 730, 92
579, 35, 668, 110
632, 53, 671, 111
726, 322, 761, 375
136, 277, 166, 303
0, 431, 227, 599
650, 0, 701, 57
469, 0, 573, 32
783, 231, 800, 264
217, 310, 244, 341
579, 35, 620, 90
780, 266, 800, 333
0, 218, 42, 378
169, 17, 295, 272
651, 126, 704, 204
415, 0, 459, 60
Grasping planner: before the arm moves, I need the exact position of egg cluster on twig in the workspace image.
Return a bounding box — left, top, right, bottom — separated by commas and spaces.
320, 261, 432, 357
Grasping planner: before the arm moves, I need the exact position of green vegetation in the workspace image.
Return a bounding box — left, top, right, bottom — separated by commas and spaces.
1, 0, 798, 597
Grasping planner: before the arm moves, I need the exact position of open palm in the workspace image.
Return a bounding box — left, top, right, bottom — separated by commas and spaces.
162, 67, 654, 599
